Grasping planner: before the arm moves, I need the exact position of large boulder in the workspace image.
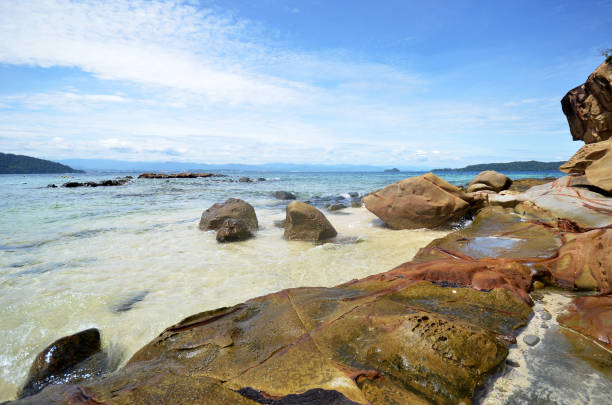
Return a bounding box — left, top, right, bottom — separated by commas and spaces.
19, 328, 106, 398
467, 170, 512, 193
559, 139, 612, 194
284, 201, 337, 241
363, 173, 471, 229
561, 61, 612, 144
199, 198, 258, 234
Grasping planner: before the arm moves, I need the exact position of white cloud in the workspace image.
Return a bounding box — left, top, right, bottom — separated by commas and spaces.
0, 0, 578, 166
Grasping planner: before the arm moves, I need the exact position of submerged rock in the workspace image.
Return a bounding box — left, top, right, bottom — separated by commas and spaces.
467, 170, 512, 193
558, 295, 612, 349
238, 177, 252, 183
273, 191, 296, 200
363, 173, 472, 229
522, 334, 540, 346
19, 328, 107, 398
284, 201, 337, 241
327, 203, 347, 211
561, 61, 612, 144
199, 198, 258, 235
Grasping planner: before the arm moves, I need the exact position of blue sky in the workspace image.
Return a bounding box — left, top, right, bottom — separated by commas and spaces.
0, 0, 610, 168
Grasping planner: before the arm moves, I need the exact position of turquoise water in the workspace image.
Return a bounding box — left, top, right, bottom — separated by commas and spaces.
0, 170, 560, 400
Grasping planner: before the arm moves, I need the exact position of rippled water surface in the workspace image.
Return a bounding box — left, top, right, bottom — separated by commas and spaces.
0, 170, 561, 401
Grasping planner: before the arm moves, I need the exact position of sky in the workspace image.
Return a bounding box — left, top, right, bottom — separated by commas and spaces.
0, 0, 611, 169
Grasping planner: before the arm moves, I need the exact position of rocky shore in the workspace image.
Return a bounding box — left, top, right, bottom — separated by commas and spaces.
5, 62, 612, 404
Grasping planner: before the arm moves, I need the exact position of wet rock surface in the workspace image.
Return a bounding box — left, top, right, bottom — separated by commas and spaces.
18, 329, 108, 398
558, 295, 612, 349
12, 273, 531, 404
62, 177, 131, 188
363, 173, 472, 229
284, 201, 337, 241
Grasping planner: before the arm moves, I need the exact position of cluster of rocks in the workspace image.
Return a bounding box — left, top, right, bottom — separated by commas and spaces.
56, 176, 133, 188
138, 172, 226, 179
8, 61, 612, 405
198, 198, 337, 243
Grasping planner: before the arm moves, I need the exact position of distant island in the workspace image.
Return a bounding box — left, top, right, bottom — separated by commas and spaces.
384, 168, 400, 173
433, 160, 565, 172
0, 152, 84, 174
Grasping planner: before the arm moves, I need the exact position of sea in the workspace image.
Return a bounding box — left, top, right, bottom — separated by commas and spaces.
0, 170, 562, 401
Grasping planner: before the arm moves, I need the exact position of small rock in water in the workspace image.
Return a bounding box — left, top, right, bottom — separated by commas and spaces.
532, 280, 546, 289
238, 177, 252, 183
274, 191, 296, 200
46, 184, 57, 188
523, 334, 540, 346
19, 328, 107, 398
257, 177, 266, 181
112, 291, 149, 313
328, 203, 347, 211
540, 311, 552, 320
506, 358, 520, 368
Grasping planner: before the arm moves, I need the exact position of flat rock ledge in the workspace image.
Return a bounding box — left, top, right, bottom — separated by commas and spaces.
138, 172, 226, 179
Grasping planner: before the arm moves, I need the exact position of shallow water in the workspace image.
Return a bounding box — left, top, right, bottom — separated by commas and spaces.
0, 170, 561, 401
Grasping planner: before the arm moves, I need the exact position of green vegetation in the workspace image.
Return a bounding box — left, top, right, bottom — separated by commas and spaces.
602, 48, 612, 64
0, 152, 84, 174
434, 160, 565, 172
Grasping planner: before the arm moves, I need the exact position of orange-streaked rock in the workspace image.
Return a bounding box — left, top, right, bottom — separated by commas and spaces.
558, 295, 612, 349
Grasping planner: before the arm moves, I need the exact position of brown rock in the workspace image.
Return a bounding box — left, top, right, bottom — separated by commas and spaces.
507, 177, 556, 192
215, 218, 253, 243
363, 173, 471, 229
284, 201, 337, 241
19, 329, 103, 398
543, 228, 612, 293
561, 61, 612, 144
558, 296, 612, 349
138, 172, 222, 179
467, 170, 512, 193
15, 261, 531, 404
199, 198, 258, 233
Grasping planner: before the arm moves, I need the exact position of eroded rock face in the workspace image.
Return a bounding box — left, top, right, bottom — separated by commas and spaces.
14, 263, 532, 405
199, 198, 258, 234
544, 228, 612, 293
363, 173, 471, 229
284, 201, 337, 241
558, 296, 612, 349
561, 61, 612, 144
467, 171, 512, 193
19, 329, 105, 398
507, 177, 556, 193
560, 139, 612, 194
516, 176, 612, 229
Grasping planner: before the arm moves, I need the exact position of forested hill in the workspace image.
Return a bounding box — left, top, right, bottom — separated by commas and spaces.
0, 153, 84, 174
434, 160, 565, 172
